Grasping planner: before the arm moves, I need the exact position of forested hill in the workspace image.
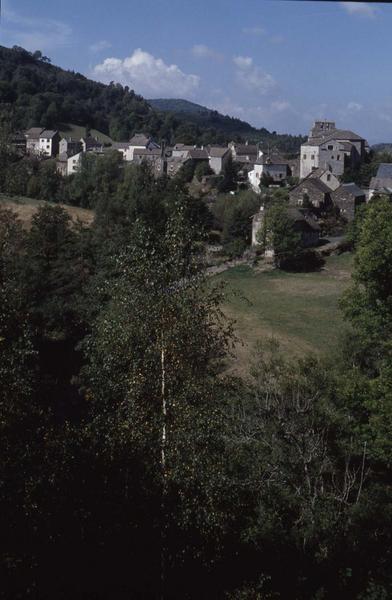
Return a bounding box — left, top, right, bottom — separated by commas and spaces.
148, 98, 306, 153
0, 44, 304, 151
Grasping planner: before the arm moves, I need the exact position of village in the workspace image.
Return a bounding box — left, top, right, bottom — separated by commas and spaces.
9, 119, 391, 261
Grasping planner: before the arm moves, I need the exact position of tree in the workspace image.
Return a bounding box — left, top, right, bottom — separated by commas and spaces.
218, 155, 238, 193
81, 198, 233, 596
194, 160, 213, 181
257, 204, 301, 267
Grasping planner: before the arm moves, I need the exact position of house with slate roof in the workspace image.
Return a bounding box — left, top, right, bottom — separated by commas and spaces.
248, 153, 289, 191
300, 120, 367, 179
208, 146, 230, 174
369, 163, 392, 200
332, 183, 366, 221
289, 175, 332, 209
252, 206, 320, 253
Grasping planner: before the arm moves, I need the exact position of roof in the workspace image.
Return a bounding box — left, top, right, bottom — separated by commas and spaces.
188, 148, 209, 160
291, 176, 330, 195
287, 207, 320, 231
376, 163, 392, 179
134, 148, 162, 156
129, 133, 151, 146
339, 183, 365, 197
234, 144, 258, 155
173, 143, 194, 150
112, 142, 130, 150
40, 130, 58, 139
25, 127, 45, 138
255, 154, 288, 166
209, 147, 229, 158
308, 129, 365, 147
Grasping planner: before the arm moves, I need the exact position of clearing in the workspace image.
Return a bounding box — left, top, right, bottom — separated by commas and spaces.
215, 253, 354, 371
0, 194, 94, 227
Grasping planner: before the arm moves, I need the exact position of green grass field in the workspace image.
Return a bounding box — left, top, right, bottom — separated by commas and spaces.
216, 253, 354, 370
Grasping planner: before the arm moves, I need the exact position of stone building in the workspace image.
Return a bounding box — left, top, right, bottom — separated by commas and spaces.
369, 163, 392, 200
289, 177, 332, 209
248, 153, 289, 191
300, 120, 367, 179
59, 137, 83, 157
332, 183, 366, 221
252, 206, 320, 253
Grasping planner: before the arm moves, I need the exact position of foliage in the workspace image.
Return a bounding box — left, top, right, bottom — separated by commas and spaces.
257, 204, 302, 267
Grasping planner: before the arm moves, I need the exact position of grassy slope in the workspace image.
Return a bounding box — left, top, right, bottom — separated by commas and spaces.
58, 124, 113, 144
216, 253, 353, 371
0, 194, 94, 227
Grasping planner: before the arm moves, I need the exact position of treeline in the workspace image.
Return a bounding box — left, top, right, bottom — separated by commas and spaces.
1, 162, 392, 598
0, 45, 305, 150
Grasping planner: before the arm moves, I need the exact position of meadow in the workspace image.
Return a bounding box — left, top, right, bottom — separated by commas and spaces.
216, 253, 354, 371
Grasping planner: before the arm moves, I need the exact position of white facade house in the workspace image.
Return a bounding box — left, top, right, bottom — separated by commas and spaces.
67, 151, 83, 175
248, 154, 288, 192
38, 130, 60, 157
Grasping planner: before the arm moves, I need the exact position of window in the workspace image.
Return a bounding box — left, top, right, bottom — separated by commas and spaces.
311, 155, 315, 160
303, 154, 307, 159
337, 155, 340, 160
327, 174, 331, 181
328, 145, 333, 150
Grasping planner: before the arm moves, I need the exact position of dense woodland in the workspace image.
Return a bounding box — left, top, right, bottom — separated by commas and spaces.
0, 45, 305, 151
1, 155, 392, 597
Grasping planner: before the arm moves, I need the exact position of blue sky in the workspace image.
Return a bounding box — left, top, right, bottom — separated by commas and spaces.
1, 0, 392, 143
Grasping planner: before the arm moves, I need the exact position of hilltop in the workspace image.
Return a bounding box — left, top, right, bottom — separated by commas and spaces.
0, 45, 304, 152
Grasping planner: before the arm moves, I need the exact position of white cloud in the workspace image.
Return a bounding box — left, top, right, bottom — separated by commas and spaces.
242, 26, 266, 36
340, 2, 377, 18
191, 44, 223, 61
271, 100, 292, 113
93, 48, 200, 97
347, 101, 363, 112
233, 55, 253, 69
89, 40, 112, 54
2, 8, 72, 51
233, 56, 276, 95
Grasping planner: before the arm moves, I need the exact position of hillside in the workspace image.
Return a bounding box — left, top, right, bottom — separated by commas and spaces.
148, 97, 306, 153
0, 45, 304, 152
0, 193, 94, 228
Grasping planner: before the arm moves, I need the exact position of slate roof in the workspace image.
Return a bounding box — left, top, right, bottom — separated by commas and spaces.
287, 207, 321, 231
209, 147, 229, 158
25, 127, 45, 139
339, 183, 365, 197
112, 142, 130, 150
188, 148, 209, 160
134, 148, 162, 156
376, 163, 392, 179
129, 133, 151, 146
308, 129, 364, 147
40, 130, 58, 139
234, 144, 258, 155
291, 176, 331, 195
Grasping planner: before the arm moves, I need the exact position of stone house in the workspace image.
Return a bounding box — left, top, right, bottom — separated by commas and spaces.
208, 147, 230, 174
128, 133, 159, 161
133, 147, 165, 178
332, 183, 366, 221
25, 128, 45, 154
248, 153, 289, 191
81, 137, 104, 154
252, 206, 320, 253
289, 176, 332, 209
228, 141, 259, 165
59, 137, 83, 157
308, 167, 340, 191
300, 120, 367, 179
369, 163, 392, 200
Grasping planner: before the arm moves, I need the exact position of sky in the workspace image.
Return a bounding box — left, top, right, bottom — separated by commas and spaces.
1, 0, 392, 143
